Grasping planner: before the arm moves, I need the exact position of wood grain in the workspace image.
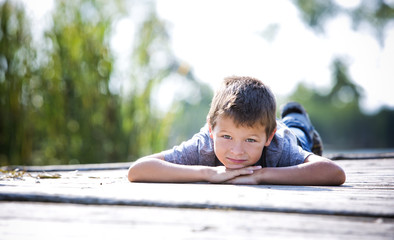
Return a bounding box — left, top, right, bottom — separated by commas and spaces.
1, 158, 393, 239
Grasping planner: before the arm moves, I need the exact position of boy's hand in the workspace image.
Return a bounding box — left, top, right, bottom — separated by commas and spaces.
224, 173, 260, 185
206, 165, 262, 183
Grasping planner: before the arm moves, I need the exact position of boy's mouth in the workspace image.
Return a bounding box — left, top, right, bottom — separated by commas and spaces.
227, 157, 247, 164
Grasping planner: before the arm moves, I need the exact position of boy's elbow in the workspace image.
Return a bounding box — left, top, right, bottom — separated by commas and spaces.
307, 155, 346, 186
127, 156, 162, 182
127, 165, 137, 182
323, 159, 346, 185
334, 166, 346, 185
127, 161, 143, 182
127, 154, 165, 182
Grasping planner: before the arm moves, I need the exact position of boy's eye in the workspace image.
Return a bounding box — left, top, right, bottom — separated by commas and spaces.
246, 138, 256, 143
222, 135, 232, 140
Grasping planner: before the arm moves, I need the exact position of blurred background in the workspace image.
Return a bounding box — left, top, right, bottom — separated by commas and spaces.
1, 0, 393, 166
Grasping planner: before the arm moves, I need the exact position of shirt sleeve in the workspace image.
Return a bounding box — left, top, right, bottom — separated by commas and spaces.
265, 122, 312, 167
162, 125, 216, 166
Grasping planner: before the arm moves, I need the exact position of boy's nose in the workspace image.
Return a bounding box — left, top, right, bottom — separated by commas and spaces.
230, 142, 245, 155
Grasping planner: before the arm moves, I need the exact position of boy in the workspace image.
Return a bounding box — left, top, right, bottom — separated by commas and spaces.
128, 76, 346, 185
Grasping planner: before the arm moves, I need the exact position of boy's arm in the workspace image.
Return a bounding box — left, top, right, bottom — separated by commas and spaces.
127, 153, 262, 183
226, 154, 346, 186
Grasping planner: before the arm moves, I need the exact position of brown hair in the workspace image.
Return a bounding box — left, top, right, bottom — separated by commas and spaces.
207, 76, 277, 136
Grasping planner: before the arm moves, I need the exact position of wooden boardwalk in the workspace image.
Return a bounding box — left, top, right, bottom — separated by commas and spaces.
0, 157, 393, 239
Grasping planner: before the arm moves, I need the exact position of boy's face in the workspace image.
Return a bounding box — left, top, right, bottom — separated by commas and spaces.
209, 115, 276, 169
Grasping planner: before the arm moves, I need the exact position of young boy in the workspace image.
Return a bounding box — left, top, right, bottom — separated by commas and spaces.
128, 76, 346, 185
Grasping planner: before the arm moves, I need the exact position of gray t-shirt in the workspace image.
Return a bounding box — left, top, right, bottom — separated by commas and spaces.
163, 121, 311, 167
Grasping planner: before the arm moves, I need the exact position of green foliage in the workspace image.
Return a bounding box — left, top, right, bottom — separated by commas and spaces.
290, 0, 394, 150
293, 0, 394, 45
0, 0, 208, 166
33, 0, 125, 165
3, 0, 392, 166
122, 9, 177, 160
168, 77, 213, 147
286, 58, 394, 150
0, 1, 37, 165
294, 0, 338, 32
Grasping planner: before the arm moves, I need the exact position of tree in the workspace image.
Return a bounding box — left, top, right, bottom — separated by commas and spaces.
293, 0, 394, 45
0, 1, 37, 165
289, 0, 394, 150
121, 8, 178, 160
287, 58, 394, 150
0, 0, 219, 166
27, 0, 127, 165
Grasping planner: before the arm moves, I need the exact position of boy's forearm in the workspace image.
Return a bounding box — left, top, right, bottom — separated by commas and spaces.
255, 156, 346, 186
128, 158, 210, 183
128, 157, 262, 183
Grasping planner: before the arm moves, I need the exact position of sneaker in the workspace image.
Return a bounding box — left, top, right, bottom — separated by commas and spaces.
281, 102, 308, 119
281, 102, 323, 156
311, 129, 323, 156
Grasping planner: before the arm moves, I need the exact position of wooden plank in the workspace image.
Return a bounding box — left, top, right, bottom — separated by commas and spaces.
1, 162, 130, 172
325, 152, 394, 160
1, 158, 393, 239
1, 180, 393, 217
0, 159, 393, 218
1, 202, 393, 240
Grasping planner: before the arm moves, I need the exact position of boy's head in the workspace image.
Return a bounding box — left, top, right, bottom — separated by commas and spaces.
207, 76, 277, 137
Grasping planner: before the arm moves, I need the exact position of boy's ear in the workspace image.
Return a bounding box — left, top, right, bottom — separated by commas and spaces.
264, 128, 277, 147
208, 121, 213, 139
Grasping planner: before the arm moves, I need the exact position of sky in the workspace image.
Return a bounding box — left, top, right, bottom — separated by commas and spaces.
154, 0, 394, 114
21, 0, 394, 114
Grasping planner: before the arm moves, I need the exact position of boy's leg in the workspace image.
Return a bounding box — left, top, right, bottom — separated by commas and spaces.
281, 102, 323, 156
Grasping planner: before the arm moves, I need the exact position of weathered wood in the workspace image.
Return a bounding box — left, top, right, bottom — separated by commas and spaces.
1, 162, 130, 172
0, 158, 393, 239
1, 202, 393, 240
325, 152, 394, 160
1, 159, 393, 217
